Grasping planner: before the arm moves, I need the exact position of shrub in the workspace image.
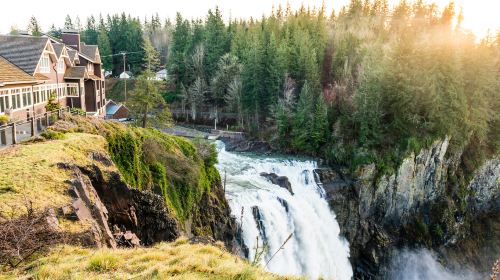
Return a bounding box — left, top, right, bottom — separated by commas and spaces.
40, 129, 65, 140
0, 205, 61, 269
88, 252, 120, 272
0, 115, 9, 125
45, 91, 61, 112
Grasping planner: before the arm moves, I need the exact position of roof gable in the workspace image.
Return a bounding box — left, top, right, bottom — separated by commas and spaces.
0, 56, 37, 85
0, 35, 51, 75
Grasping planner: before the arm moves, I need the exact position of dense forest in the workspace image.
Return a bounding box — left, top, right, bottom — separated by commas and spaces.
21, 0, 500, 175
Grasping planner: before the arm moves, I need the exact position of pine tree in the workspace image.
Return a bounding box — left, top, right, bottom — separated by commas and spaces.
27, 16, 42, 36
64, 15, 74, 29
97, 28, 112, 71
142, 37, 160, 72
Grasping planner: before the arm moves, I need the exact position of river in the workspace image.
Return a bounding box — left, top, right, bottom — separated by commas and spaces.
215, 141, 353, 280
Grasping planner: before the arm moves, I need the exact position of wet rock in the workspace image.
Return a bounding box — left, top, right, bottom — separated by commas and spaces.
277, 197, 289, 213
251, 206, 267, 242
221, 137, 273, 154
260, 172, 294, 195
191, 178, 238, 250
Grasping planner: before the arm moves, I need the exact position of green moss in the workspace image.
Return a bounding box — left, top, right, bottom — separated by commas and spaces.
104, 125, 219, 221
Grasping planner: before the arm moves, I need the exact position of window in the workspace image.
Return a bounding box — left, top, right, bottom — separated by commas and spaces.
39, 54, 50, 73
11, 89, 21, 109
0, 90, 9, 113
67, 84, 78, 97
87, 63, 94, 74
22, 88, 32, 107
33, 87, 40, 104
57, 59, 65, 73
40, 86, 47, 102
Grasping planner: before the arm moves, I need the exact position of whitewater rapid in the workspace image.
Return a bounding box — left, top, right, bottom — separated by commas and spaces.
215, 141, 353, 280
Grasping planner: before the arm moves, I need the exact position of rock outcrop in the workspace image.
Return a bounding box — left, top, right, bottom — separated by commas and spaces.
221, 137, 273, 154
260, 172, 294, 195
318, 138, 500, 278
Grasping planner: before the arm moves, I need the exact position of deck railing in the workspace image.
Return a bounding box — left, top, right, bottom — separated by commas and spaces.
0, 107, 84, 148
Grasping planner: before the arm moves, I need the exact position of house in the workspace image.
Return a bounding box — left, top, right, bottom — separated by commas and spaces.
155, 69, 168, 80
0, 35, 79, 120
0, 56, 39, 117
0, 30, 106, 120
105, 99, 129, 120
119, 71, 133, 79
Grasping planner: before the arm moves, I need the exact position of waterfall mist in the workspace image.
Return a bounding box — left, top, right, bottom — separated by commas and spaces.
387, 249, 482, 280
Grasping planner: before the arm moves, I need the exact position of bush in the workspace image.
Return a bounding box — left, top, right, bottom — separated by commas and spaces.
0, 115, 9, 125
45, 91, 61, 112
88, 252, 120, 272
0, 206, 61, 269
40, 129, 65, 140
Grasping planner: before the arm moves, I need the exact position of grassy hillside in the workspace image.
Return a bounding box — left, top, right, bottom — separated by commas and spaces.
0, 133, 112, 218
2, 238, 296, 280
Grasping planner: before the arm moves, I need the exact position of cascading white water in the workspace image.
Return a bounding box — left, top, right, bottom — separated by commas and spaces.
215, 141, 353, 280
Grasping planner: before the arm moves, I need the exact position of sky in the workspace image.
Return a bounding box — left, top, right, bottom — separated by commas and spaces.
1, 0, 499, 39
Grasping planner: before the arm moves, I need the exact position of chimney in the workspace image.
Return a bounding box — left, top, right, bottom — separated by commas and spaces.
61, 29, 80, 51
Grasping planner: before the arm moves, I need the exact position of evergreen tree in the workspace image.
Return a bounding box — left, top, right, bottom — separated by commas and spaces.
64, 15, 74, 29
97, 28, 113, 71
27, 16, 42, 36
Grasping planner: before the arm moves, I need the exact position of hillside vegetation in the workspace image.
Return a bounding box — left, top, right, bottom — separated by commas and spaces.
47, 115, 219, 221
0, 133, 111, 218
1, 238, 295, 280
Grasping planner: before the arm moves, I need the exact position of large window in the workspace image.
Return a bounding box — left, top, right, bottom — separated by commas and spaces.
0, 90, 9, 113
22, 88, 32, 107
57, 59, 65, 73
11, 89, 21, 109
39, 54, 50, 73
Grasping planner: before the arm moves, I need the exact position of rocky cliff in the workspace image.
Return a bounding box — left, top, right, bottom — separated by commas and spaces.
318, 138, 500, 278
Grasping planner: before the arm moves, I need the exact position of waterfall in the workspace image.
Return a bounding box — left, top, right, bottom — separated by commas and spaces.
216, 141, 353, 280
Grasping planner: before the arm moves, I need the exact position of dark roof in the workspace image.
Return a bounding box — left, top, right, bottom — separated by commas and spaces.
0, 56, 37, 84
0, 35, 49, 74
52, 43, 65, 59
80, 44, 97, 62
64, 66, 86, 79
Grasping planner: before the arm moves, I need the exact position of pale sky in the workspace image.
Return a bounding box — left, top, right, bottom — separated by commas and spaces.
1, 0, 499, 39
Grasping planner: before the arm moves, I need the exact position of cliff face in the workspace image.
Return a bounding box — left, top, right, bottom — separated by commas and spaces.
319, 138, 500, 278
72, 151, 237, 248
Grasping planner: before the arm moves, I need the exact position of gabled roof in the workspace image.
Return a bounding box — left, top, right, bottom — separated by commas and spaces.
0, 56, 37, 85
52, 43, 65, 59
0, 35, 50, 75
67, 49, 80, 63
106, 100, 129, 116
64, 66, 87, 79
80, 44, 97, 60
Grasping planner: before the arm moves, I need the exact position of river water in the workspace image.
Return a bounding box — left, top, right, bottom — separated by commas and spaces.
215, 141, 353, 280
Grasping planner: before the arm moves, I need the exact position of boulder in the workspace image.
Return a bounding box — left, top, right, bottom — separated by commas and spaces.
260, 172, 294, 195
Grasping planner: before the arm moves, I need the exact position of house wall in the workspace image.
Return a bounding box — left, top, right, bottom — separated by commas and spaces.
84, 80, 96, 112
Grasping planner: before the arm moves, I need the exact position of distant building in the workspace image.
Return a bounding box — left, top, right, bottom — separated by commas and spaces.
119, 71, 133, 79
104, 71, 113, 78
105, 99, 129, 120
155, 69, 168, 80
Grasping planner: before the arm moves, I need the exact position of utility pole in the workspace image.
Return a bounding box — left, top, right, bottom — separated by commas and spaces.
121, 52, 127, 102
